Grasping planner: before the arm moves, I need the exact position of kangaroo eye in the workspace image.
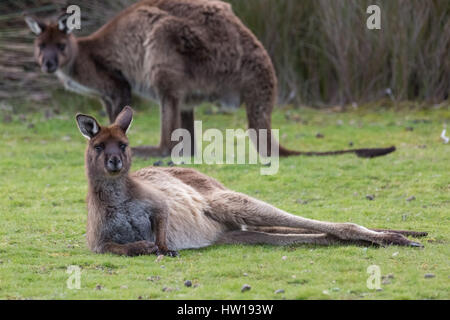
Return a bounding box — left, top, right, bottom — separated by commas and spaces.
119, 143, 127, 151
94, 144, 104, 152
57, 43, 66, 51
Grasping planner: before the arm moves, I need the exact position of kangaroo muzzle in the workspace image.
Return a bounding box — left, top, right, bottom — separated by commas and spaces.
41, 51, 58, 73
106, 155, 123, 173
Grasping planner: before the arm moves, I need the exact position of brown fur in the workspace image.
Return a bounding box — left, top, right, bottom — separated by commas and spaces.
28, 0, 395, 159
76, 107, 425, 257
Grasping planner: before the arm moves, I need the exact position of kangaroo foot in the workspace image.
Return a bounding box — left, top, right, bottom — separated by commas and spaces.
371, 228, 428, 238
376, 232, 423, 248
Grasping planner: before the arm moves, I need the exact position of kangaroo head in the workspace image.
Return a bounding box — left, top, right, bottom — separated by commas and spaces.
25, 14, 77, 73
76, 106, 134, 179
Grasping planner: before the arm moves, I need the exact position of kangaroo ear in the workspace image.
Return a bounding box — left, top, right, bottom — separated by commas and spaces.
58, 13, 74, 34
76, 114, 100, 140
114, 106, 133, 134
25, 16, 45, 35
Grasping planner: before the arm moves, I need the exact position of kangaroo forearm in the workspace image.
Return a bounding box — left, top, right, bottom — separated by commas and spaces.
153, 215, 169, 251
101, 93, 131, 123
102, 240, 158, 256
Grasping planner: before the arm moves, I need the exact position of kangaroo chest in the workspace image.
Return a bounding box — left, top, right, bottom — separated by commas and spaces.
101, 200, 154, 244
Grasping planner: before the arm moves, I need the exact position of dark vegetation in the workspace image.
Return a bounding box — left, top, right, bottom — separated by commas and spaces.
1, 0, 448, 107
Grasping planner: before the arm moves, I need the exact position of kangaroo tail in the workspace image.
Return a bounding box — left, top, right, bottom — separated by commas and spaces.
279, 145, 396, 158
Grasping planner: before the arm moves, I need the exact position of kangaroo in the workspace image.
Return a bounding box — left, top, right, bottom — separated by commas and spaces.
76, 106, 425, 257
27, 0, 396, 159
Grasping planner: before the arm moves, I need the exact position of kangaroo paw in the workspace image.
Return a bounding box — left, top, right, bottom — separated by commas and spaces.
156, 249, 179, 257
126, 241, 158, 256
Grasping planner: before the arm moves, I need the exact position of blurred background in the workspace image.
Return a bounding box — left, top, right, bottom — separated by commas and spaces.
0, 0, 449, 108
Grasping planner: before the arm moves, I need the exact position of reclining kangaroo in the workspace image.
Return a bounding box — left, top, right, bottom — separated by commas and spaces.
76, 106, 425, 256
27, 0, 395, 158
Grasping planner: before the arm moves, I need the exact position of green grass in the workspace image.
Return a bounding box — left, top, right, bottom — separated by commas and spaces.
0, 93, 449, 300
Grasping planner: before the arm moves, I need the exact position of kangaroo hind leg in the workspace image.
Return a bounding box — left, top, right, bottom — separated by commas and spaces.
208, 191, 423, 247
249, 226, 427, 238
215, 230, 372, 246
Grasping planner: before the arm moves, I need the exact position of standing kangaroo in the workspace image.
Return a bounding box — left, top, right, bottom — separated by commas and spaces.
27, 0, 396, 158
76, 106, 425, 257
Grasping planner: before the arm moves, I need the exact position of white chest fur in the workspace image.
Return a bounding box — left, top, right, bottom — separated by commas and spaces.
56, 70, 100, 97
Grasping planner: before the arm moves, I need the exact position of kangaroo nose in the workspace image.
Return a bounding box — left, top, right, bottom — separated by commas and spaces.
45, 60, 57, 73
107, 156, 122, 173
